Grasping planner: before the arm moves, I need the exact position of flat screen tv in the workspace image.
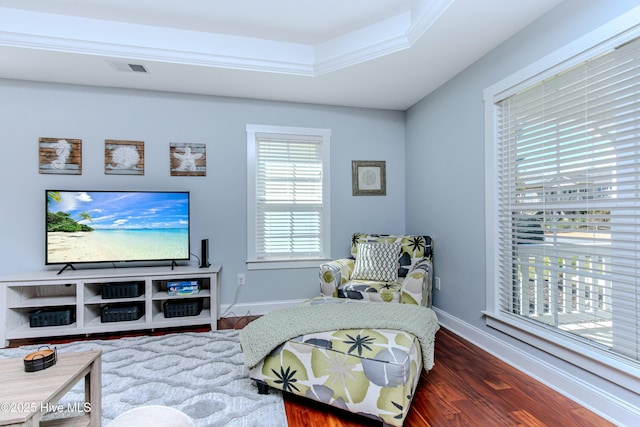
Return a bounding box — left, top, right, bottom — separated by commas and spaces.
46, 190, 190, 271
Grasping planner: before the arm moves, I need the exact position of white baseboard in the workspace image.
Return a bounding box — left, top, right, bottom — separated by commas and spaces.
433, 307, 638, 427
219, 298, 304, 318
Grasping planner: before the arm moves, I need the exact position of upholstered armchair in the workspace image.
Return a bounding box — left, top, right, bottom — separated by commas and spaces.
320, 233, 434, 307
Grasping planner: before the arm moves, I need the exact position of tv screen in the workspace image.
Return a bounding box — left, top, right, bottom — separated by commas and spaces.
46, 190, 190, 266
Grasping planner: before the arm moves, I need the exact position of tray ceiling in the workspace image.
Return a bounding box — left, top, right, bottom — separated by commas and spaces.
0, 0, 564, 110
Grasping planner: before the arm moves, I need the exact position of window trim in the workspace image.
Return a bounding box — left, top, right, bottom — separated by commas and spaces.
483, 6, 640, 388
246, 124, 331, 270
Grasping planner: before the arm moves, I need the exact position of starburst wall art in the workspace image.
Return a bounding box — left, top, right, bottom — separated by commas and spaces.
170, 142, 206, 177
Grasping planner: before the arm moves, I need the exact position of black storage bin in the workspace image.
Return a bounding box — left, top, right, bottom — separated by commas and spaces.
29, 307, 75, 327
101, 282, 144, 299
100, 303, 144, 322
163, 299, 203, 318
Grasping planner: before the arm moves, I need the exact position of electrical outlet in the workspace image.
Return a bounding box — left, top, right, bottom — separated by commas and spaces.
237, 273, 245, 286
435, 277, 441, 291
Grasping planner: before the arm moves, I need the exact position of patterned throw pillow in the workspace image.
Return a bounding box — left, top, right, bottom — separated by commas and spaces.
351, 242, 401, 281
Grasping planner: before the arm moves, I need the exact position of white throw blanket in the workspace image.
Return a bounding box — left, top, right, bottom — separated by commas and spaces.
240, 300, 440, 370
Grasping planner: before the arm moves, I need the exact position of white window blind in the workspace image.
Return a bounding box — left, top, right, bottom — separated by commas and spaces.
495, 36, 640, 362
247, 125, 330, 267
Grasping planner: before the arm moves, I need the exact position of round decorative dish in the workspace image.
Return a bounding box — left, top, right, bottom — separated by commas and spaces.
23, 346, 57, 372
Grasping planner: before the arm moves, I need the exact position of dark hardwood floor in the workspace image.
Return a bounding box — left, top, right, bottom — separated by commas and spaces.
9, 316, 614, 426
281, 328, 614, 427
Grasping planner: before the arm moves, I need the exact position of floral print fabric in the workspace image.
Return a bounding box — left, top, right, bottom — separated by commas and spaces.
250, 326, 422, 426
320, 233, 434, 307
334, 260, 432, 306
350, 234, 433, 278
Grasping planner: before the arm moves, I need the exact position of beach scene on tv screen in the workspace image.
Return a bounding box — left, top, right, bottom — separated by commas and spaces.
46, 191, 189, 263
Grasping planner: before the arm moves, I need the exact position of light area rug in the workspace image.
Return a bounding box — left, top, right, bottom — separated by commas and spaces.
0, 330, 287, 426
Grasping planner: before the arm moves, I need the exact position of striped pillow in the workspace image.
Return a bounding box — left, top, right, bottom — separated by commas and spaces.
351, 242, 401, 281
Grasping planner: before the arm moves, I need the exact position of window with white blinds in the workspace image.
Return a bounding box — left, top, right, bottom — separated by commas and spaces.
246, 124, 330, 268
493, 35, 640, 364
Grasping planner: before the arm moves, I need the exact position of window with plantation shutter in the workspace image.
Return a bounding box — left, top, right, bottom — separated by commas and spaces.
485, 19, 640, 382
246, 124, 331, 269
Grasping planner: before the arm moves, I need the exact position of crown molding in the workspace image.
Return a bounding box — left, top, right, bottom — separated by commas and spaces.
407, 0, 455, 43
0, 29, 316, 75
0, 1, 453, 77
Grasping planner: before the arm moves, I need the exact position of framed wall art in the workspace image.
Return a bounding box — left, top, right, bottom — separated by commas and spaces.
105, 139, 144, 175
352, 160, 386, 196
39, 137, 82, 175
170, 143, 206, 176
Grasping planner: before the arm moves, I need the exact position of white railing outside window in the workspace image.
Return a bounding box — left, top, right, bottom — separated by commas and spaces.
485, 15, 640, 378
515, 242, 613, 348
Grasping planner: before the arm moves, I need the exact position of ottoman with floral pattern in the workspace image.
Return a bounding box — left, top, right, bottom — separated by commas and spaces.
246, 298, 438, 426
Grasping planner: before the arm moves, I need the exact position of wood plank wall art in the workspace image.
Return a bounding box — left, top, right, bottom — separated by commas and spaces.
170, 143, 206, 177
39, 137, 82, 175
105, 140, 144, 175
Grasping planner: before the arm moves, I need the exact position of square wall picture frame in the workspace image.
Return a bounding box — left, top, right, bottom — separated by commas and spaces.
352, 160, 386, 196
105, 140, 144, 175
170, 143, 206, 176
39, 137, 82, 175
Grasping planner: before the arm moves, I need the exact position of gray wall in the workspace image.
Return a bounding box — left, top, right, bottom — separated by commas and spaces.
405, 0, 640, 419
0, 80, 406, 306
2, 0, 638, 417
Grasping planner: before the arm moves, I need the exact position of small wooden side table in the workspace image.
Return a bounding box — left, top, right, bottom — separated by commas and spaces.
0, 350, 101, 426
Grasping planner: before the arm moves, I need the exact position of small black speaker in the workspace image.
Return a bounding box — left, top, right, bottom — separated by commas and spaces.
200, 238, 210, 268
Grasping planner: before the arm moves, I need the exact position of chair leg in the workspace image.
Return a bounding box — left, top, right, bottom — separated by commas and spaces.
256, 380, 270, 395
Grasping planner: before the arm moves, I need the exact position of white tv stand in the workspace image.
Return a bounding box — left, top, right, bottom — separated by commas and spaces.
0, 265, 221, 348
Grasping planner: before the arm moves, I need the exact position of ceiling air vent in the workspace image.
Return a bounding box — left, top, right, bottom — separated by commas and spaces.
128, 64, 147, 73
108, 61, 149, 73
